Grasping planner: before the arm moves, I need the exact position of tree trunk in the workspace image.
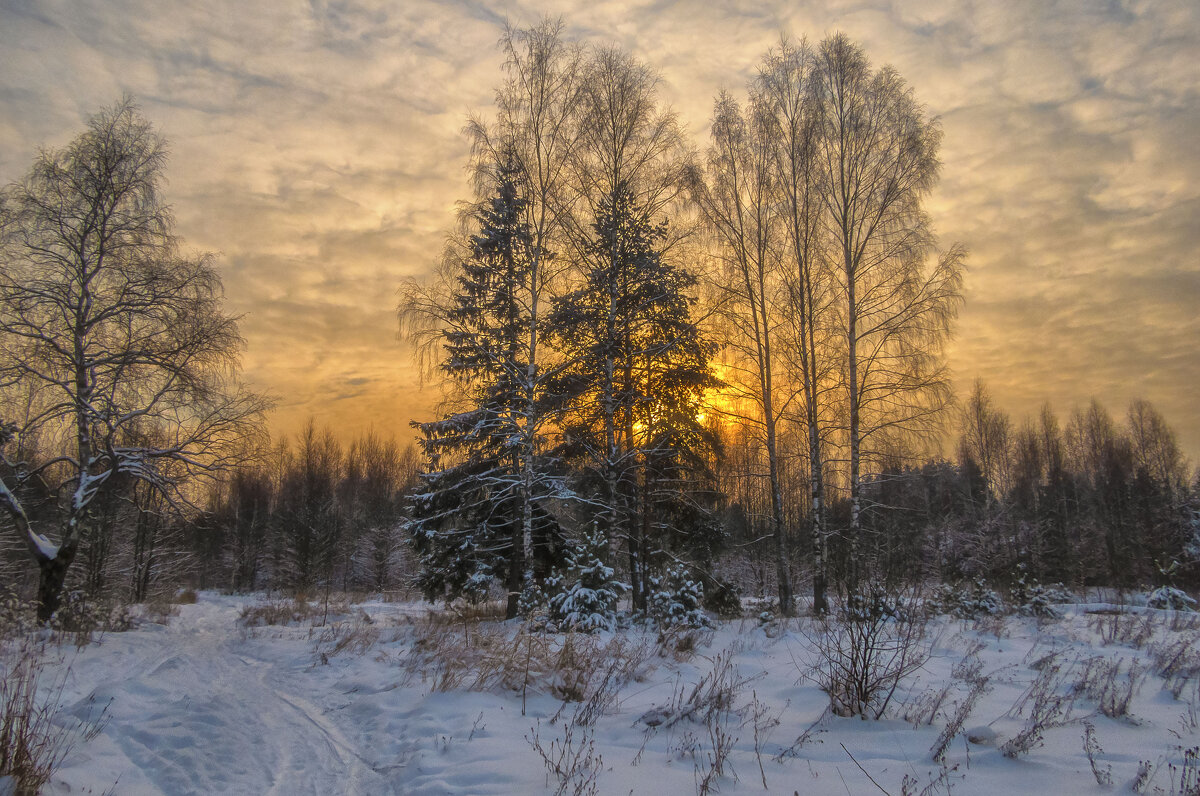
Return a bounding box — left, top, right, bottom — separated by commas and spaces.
37, 543, 78, 622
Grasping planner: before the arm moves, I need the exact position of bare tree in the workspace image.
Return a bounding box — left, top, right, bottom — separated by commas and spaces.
0, 98, 265, 619
755, 36, 840, 614
1127, 399, 1188, 495
695, 89, 795, 614
811, 35, 963, 586
958, 379, 1013, 506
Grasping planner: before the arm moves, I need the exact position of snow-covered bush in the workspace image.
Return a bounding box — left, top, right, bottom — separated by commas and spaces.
0, 596, 36, 640
927, 579, 1005, 619
1147, 586, 1198, 611
1011, 573, 1074, 618
548, 527, 627, 633
844, 583, 905, 622
647, 564, 710, 629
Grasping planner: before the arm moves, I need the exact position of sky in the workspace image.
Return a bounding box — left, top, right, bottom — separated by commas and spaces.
1, 0, 1197, 463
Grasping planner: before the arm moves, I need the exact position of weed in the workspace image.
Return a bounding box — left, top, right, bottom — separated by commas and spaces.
526, 719, 601, 796
1082, 721, 1112, 786
0, 642, 108, 793
931, 677, 988, 764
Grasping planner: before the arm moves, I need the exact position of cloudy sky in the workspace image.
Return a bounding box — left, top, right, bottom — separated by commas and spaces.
1, 0, 1197, 461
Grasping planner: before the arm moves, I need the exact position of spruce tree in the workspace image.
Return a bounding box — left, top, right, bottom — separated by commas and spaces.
408, 158, 562, 616
550, 183, 720, 610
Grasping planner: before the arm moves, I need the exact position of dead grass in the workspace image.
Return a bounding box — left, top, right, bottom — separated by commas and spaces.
0, 641, 108, 793
173, 589, 198, 605
399, 617, 654, 706
312, 614, 381, 664
238, 596, 350, 628
1088, 609, 1157, 649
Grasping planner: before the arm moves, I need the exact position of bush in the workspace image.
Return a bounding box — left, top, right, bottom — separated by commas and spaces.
805, 585, 932, 719
1147, 586, 1197, 612
1011, 573, 1073, 618
927, 579, 1005, 619
647, 565, 711, 630
0, 597, 37, 640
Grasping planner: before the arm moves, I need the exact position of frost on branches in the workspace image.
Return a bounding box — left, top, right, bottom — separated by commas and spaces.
405, 158, 565, 617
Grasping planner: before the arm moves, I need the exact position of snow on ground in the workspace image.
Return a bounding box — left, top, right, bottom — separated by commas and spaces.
33, 593, 1200, 795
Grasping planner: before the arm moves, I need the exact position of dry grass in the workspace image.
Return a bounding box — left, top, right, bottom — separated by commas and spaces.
526, 719, 601, 796
0, 642, 108, 793
1088, 609, 1157, 649
173, 589, 198, 605
399, 617, 654, 706
312, 615, 381, 664
238, 596, 350, 628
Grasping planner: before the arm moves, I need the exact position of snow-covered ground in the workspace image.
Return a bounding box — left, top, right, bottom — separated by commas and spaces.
32, 593, 1200, 795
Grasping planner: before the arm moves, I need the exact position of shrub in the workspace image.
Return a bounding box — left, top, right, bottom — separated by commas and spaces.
0, 597, 37, 640
647, 565, 711, 630
805, 585, 932, 719
1011, 575, 1073, 618
1147, 586, 1197, 612
927, 580, 1005, 619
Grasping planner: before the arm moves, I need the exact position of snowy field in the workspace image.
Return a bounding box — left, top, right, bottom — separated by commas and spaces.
29, 592, 1200, 795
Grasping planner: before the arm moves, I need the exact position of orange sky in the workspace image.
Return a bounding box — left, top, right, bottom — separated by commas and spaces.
1, 1, 1197, 463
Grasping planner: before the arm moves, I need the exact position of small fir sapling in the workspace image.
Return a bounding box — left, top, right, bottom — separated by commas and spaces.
548, 526, 627, 633
648, 564, 711, 629
1147, 586, 1197, 612
927, 579, 1005, 619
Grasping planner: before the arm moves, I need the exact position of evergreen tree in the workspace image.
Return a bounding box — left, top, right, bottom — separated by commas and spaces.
408, 159, 563, 616
548, 524, 627, 632
550, 184, 720, 610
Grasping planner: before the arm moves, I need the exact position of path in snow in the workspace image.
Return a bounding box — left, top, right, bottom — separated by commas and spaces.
53, 597, 393, 796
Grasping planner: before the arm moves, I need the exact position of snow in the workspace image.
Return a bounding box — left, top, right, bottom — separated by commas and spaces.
29, 593, 1200, 795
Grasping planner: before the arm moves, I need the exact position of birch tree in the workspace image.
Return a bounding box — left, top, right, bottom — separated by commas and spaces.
755, 38, 841, 613
696, 90, 795, 614
0, 98, 265, 619
812, 35, 963, 586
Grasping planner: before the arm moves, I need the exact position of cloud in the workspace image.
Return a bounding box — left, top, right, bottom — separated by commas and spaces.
1, 0, 1197, 461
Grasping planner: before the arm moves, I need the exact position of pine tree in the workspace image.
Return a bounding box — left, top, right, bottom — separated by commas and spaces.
407, 158, 563, 616
550, 184, 720, 610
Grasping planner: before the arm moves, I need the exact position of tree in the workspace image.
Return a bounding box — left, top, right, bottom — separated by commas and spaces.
0, 98, 265, 619
404, 159, 564, 616
465, 19, 586, 602
957, 379, 1013, 507
402, 20, 584, 616
553, 45, 704, 611
697, 89, 796, 614
811, 36, 963, 586
551, 183, 718, 611
755, 37, 840, 614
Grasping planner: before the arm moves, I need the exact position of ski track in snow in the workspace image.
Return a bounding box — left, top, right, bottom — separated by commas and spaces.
51, 598, 394, 796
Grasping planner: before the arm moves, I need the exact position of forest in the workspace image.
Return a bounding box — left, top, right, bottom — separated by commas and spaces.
0, 21, 1196, 628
